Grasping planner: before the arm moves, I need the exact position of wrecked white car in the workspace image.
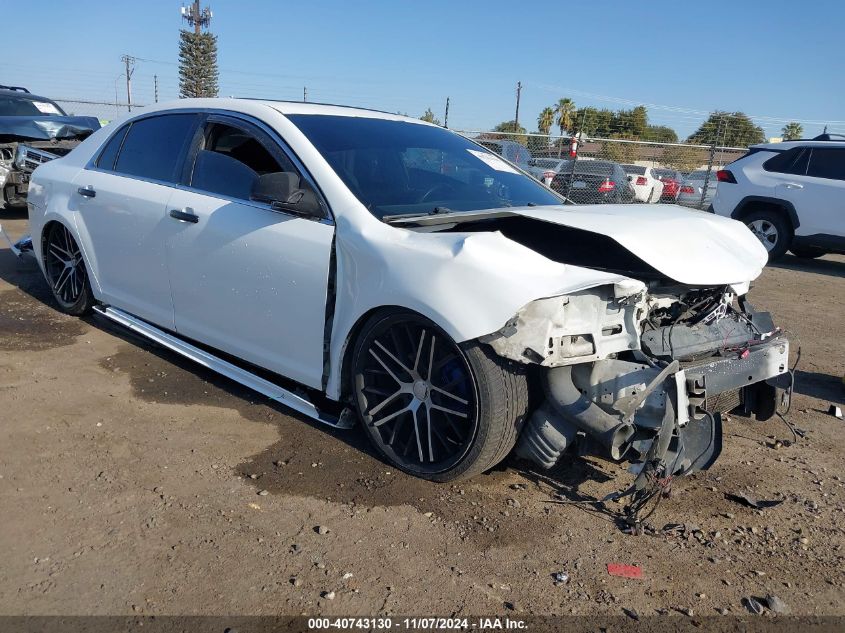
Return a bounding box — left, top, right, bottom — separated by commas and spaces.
21, 99, 789, 491
0, 85, 100, 209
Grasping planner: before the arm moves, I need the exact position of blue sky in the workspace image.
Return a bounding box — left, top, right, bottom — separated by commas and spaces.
2, 0, 843, 138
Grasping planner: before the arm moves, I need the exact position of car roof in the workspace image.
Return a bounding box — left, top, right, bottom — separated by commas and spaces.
751, 139, 845, 151
0, 88, 61, 104
129, 97, 436, 125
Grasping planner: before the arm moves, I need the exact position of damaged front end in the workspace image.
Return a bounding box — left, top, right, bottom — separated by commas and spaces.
483, 282, 789, 482
1, 116, 100, 207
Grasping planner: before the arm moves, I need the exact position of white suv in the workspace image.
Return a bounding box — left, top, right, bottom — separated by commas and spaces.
711, 135, 845, 259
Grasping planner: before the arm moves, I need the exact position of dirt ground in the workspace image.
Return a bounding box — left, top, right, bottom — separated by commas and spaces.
1, 210, 843, 622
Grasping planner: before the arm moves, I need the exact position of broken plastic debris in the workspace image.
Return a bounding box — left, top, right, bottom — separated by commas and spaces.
606, 563, 642, 579
743, 596, 765, 615
551, 571, 569, 584
829, 405, 843, 419
725, 492, 784, 509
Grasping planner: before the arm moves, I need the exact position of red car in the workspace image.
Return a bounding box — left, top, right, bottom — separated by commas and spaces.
653, 168, 684, 202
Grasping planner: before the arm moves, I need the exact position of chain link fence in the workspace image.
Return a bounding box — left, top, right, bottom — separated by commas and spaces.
52, 98, 147, 124
456, 129, 748, 210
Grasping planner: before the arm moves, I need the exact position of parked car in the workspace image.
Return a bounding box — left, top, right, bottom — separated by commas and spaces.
621, 164, 665, 203
23, 98, 788, 488
711, 136, 845, 259
652, 168, 684, 202
550, 159, 635, 204
0, 85, 100, 209
677, 170, 718, 209
527, 157, 568, 186
476, 139, 533, 171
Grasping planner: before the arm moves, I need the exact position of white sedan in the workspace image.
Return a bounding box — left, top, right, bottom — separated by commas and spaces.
621, 164, 665, 203
24, 99, 789, 487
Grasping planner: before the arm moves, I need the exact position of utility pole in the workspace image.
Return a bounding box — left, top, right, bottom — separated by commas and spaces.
514, 81, 522, 128
444, 96, 450, 129
181, 0, 212, 34
154, 74, 159, 103
121, 55, 136, 112
303, 86, 307, 102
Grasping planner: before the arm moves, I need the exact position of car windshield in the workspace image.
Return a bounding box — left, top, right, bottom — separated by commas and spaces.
533, 158, 563, 169
286, 114, 562, 219
622, 164, 646, 175
0, 96, 66, 116
557, 160, 616, 176
686, 171, 711, 181
653, 169, 677, 179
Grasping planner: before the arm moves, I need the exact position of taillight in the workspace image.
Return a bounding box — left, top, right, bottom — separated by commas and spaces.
716, 169, 736, 183
635, 176, 648, 185
680, 185, 694, 194
598, 179, 615, 193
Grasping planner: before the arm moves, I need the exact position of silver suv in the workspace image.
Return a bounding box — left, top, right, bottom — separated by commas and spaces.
711, 134, 845, 259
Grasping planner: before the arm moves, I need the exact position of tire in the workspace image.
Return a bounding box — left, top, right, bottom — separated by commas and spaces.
789, 246, 825, 259
742, 209, 792, 260
42, 222, 94, 316
351, 310, 529, 482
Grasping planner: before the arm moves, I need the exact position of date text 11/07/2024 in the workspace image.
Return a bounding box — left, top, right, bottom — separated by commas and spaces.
307, 617, 528, 630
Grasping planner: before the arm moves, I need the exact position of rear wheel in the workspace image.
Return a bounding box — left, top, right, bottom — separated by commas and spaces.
743, 210, 791, 260
43, 222, 94, 315
351, 310, 529, 481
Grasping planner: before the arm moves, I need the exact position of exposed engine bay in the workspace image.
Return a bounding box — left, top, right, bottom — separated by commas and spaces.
488, 281, 789, 521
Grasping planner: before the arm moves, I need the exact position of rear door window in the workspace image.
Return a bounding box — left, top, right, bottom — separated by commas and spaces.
763, 147, 809, 175
806, 148, 845, 180
114, 113, 198, 183
96, 125, 129, 170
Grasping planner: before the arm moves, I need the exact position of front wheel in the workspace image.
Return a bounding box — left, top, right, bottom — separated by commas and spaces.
743, 210, 791, 260
351, 310, 529, 481
43, 222, 94, 315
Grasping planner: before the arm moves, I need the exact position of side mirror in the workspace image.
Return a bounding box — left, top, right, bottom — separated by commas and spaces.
250, 172, 324, 219
627, 175, 633, 181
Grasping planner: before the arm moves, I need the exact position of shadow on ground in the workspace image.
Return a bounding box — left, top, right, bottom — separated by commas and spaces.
793, 369, 844, 405
770, 254, 845, 279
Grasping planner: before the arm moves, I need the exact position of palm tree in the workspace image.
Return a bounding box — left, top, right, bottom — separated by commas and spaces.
555, 98, 575, 156
555, 98, 576, 136
782, 121, 803, 141
537, 107, 555, 136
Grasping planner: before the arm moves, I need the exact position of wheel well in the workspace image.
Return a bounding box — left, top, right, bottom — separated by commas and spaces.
40, 220, 64, 258
732, 198, 798, 233
337, 305, 411, 403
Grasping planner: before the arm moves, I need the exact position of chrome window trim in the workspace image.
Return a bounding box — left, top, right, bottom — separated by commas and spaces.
83, 107, 335, 226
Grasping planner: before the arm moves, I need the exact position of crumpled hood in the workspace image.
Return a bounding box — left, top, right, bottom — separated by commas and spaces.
0, 116, 101, 141
513, 204, 767, 285
393, 204, 768, 286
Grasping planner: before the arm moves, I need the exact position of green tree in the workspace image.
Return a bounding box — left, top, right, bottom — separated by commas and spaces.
687, 111, 765, 147
555, 98, 576, 136
643, 125, 679, 143
420, 107, 441, 125
537, 107, 555, 135
178, 30, 219, 98
782, 121, 803, 140
600, 134, 638, 164
660, 144, 704, 172
484, 120, 527, 145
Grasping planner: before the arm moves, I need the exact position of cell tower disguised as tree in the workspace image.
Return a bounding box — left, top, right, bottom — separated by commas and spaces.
178, 1, 219, 98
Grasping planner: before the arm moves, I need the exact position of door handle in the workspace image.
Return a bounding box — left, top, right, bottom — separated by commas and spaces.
169, 208, 199, 223
783, 183, 803, 189
77, 186, 96, 198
